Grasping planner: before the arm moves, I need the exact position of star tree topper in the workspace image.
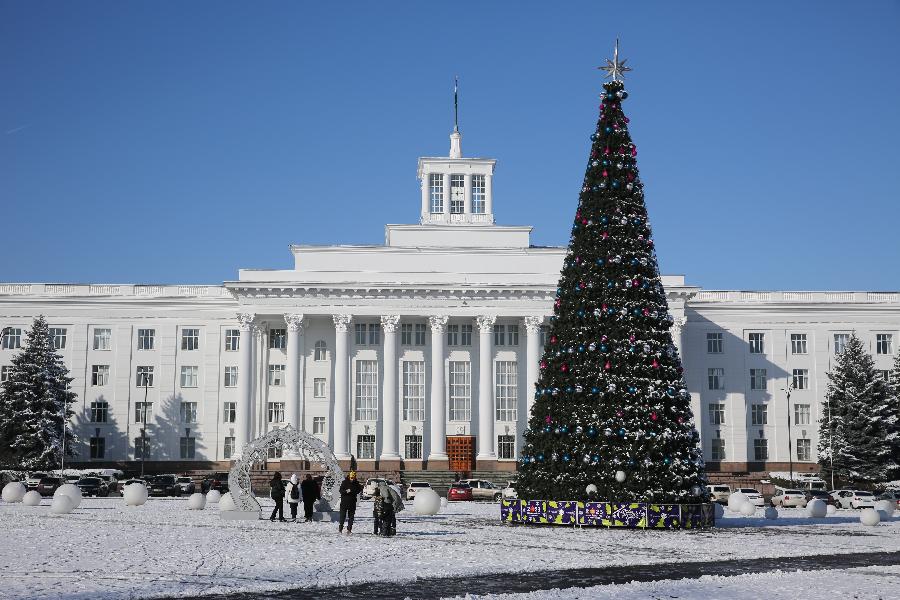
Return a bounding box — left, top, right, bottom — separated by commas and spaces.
599, 38, 632, 82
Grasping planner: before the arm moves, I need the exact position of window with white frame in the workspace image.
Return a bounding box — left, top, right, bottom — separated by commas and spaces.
878, 370, 891, 382
401, 323, 413, 345
223, 402, 236, 423
268, 364, 285, 386
751, 404, 768, 425
314, 340, 327, 361
134, 437, 147, 459
748, 332, 765, 354
91, 365, 109, 386
314, 377, 326, 398
706, 332, 723, 354
471, 174, 485, 213
449, 361, 471, 421
180, 402, 197, 423
796, 438, 811, 461
136, 366, 154, 387
225, 329, 240, 351
461, 323, 473, 346
447, 324, 459, 346
708, 368, 725, 390
224, 366, 238, 387
403, 361, 425, 421
450, 174, 465, 213
270, 328, 286, 349
405, 435, 423, 459
135, 402, 152, 423
93, 328, 111, 350
268, 402, 285, 423
794, 403, 811, 425
137, 328, 155, 350
90, 401, 108, 423
354, 323, 380, 345
357, 434, 376, 459
429, 173, 443, 213
834, 333, 850, 354
754, 438, 769, 460
313, 416, 326, 434
498, 435, 515, 460
181, 328, 200, 351
790, 333, 808, 355
0, 366, 8, 382
2, 327, 22, 350
415, 323, 427, 345
268, 447, 283, 459
180, 432, 195, 459
493, 324, 506, 346
711, 438, 726, 461
180, 366, 198, 388
877, 333, 893, 355
792, 368, 808, 390
90, 435, 105, 459
50, 327, 67, 350
223, 437, 236, 459
750, 368, 767, 390
355, 360, 379, 420
495, 361, 518, 421
708, 403, 725, 425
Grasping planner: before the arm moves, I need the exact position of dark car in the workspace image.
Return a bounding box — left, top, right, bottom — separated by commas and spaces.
201, 472, 230, 494
76, 477, 110, 497
36, 477, 62, 496
149, 475, 182, 497
804, 489, 835, 506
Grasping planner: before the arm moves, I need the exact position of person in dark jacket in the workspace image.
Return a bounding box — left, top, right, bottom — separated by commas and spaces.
300, 474, 319, 522
338, 471, 363, 535
269, 472, 287, 522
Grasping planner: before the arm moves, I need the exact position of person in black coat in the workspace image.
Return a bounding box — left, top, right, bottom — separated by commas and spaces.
300, 474, 319, 522
269, 472, 287, 522
338, 471, 363, 534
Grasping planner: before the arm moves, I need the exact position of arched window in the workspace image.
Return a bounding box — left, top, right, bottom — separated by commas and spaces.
314, 340, 327, 361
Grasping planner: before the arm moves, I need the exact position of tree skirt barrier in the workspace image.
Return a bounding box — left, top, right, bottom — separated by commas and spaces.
500, 499, 716, 529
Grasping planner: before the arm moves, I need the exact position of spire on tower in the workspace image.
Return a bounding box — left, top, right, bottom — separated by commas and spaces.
449, 76, 462, 158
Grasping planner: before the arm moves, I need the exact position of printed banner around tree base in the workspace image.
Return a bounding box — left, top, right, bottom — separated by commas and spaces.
500, 499, 715, 529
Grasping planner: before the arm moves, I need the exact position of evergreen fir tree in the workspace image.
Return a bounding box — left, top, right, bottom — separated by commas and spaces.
890, 351, 900, 468
818, 334, 897, 484
516, 58, 706, 503
0, 316, 78, 469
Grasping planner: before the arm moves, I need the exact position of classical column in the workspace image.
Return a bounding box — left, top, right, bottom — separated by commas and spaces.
332, 314, 353, 459
476, 315, 497, 461
463, 173, 472, 216
428, 315, 449, 461
420, 174, 429, 221
523, 316, 544, 459
380, 315, 401, 461
485, 173, 493, 218
671, 317, 687, 354
284, 314, 305, 430
442, 172, 451, 218
235, 312, 256, 456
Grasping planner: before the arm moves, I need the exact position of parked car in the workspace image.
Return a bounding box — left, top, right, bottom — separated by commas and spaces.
405, 481, 431, 501
148, 475, 182, 497
771, 488, 807, 508
831, 490, 876, 509
706, 484, 731, 504
461, 479, 503, 502
122, 478, 149, 488
36, 477, 62, 496
76, 477, 110, 497
447, 482, 473, 502
175, 476, 196, 495
201, 472, 231, 494
804, 489, 835, 506
97, 474, 119, 494
734, 488, 765, 507
502, 481, 518, 500
25, 472, 48, 491
362, 478, 396, 500
876, 490, 900, 509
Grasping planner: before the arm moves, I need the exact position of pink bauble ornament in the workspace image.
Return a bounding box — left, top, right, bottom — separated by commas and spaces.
604, 361, 611, 370
651, 412, 658, 421
602, 170, 608, 177
561, 363, 569, 372
652, 359, 660, 369
545, 415, 552, 424
540, 360, 547, 369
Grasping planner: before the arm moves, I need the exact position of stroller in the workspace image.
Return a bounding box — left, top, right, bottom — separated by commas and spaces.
376, 496, 396, 537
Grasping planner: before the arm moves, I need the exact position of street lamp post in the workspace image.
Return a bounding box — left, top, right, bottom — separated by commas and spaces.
781, 381, 796, 484
140, 378, 149, 479
60, 385, 67, 480
827, 393, 835, 490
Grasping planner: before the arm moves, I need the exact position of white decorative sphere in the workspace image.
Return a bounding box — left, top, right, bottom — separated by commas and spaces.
206, 490, 222, 503
187, 492, 206, 510
585, 484, 598, 495
807, 499, 827, 518
764, 506, 779, 520
874, 500, 895, 518
123, 483, 148, 506
218, 492, 235, 512
615, 470, 626, 483
826, 504, 837, 516
713, 503, 725, 520
54, 484, 82, 509
728, 492, 748, 513
413, 488, 441, 515
740, 502, 756, 517
2, 482, 26, 503
50, 494, 74, 514
860, 508, 881, 526
22, 490, 42, 506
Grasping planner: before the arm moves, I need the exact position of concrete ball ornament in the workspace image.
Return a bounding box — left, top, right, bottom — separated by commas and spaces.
187, 492, 207, 510
123, 483, 148, 506
54, 484, 82, 509
218, 492, 236, 512
22, 490, 42, 506
206, 490, 222, 503
806, 499, 827, 518
739, 502, 756, 517
826, 504, 837, 516
860, 508, 881, 526
615, 470, 626, 483
874, 499, 895, 519
764, 506, 778, 520
50, 494, 74, 514
727, 492, 748, 513
1, 482, 26, 503
413, 488, 441, 515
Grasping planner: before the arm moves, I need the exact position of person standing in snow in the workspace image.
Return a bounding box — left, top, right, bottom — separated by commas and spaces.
286, 474, 300, 522
338, 471, 363, 535
269, 472, 287, 522
300, 474, 319, 522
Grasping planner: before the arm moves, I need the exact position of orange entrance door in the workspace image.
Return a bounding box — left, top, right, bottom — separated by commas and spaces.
447, 436, 476, 472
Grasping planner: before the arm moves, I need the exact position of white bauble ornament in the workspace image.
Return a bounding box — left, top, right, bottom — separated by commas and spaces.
728, 492, 748, 513
187, 492, 206, 510
615, 470, 626, 483
54, 484, 82, 509
860, 508, 881, 526
50, 494, 74, 514
764, 506, 779, 520
218, 492, 235, 512
806, 499, 827, 518
585, 484, 598, 496
2, 482, 26, 503
826, 504, 837, 516
206, 490, 222, 504
740, 502, 756, 517
23, 490, 42, 506
874, 499, 895, 519
713, 503, 725, 520
123, 483, 148, 506
413, 488, 441, 515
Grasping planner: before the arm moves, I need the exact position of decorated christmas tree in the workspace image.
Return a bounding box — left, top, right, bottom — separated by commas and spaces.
517, 44, 706, 503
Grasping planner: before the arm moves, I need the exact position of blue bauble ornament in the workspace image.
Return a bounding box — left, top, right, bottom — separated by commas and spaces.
591, 387, 599, 394
664, 458, 671, 465
590, 133, 597, 141
562, 454, 571, 462
578, 345, 585, 352
588, 427, 597, 437
607, 281, 614, 289
619, 428, 626, 436
537, 453, 544, 462
600, 344, 608, 352
611, 180, 619, 188
592, 454, 600, 463
566, 386, 573, 394
601, 216, 609, 224
605, 126, 612, 133
596, 258, 605, 265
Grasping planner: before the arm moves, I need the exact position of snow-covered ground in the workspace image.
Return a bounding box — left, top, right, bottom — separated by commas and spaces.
1, 497, 899, 599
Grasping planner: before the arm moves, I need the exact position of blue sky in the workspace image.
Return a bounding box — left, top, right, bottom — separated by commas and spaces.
2, 1, 899, 290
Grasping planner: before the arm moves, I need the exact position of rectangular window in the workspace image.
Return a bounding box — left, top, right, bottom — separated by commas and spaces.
134, 437, 147, 459
795, 403, 811, 425
748, 332, 765, 354
90, 436, 105, 459
268, 446, 283, 459
354, 323, 380, 345
708, 403, 725, 425
450, 174, 465, 214
180, 366, 198, 388
706, 332, 723, 354
497, 435, 515, 460
878, 370, 891, 382
461, 324, 473, 346
270, 328, 286, 349
313, 416, 326, 434
405, 435, 423, 459
223, 402, 236, 423
403, 361, 425, 421
429, 173, 444, 213
268, 402, 285, 423
181, 328, 200, 351
357, 434, 376, 459
449, 361, 471, 421
224, 329, 240, 351
137, 328, 155, 350
797, 439, 811, 461
507, 324, 520, 346
180, 435, 195, 459
711, 438, 726, 461
314, 341, 327, 361
314, 377, 327, 398
90, 401, 108, 423
224, 366, 238, 387
136, 366, 154, 387
135, 402, 152, 423
223, 437, 235, 459
415, 323, 427, 346
180, 402, 197, 423
401, 323, 413, 345
50, 327, 67, 350
2, 327, 22, 350
751, 404, 768, 425
792, 369, 808, 390
354, 360, 379, 421
754, 438, 769, 461
834, 333, 850, 354
493, 324, 505, 346
495, 361, 518, 421
447, 324, 459, 346
790, 333, 808, 355
93, 328, 111, 351
708, 368, 725, 390
750, 368, 767, 390
0, 366, 8, 382
471, 174, 485, 214
268, 364, 285, 386
877, 334, 893, 355
91, 365, 109, 386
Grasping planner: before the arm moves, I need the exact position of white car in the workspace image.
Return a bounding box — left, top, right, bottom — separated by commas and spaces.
707, 484, 731, 504
25, 472, 49, 491
735, 488, 765, 507
832, 489, 876, 509
502, 481, 518, 500
771, 488, 807, 508
405, 481, 431, 501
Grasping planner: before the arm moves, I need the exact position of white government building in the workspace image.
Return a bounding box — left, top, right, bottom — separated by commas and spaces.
1, 128, 898, 476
